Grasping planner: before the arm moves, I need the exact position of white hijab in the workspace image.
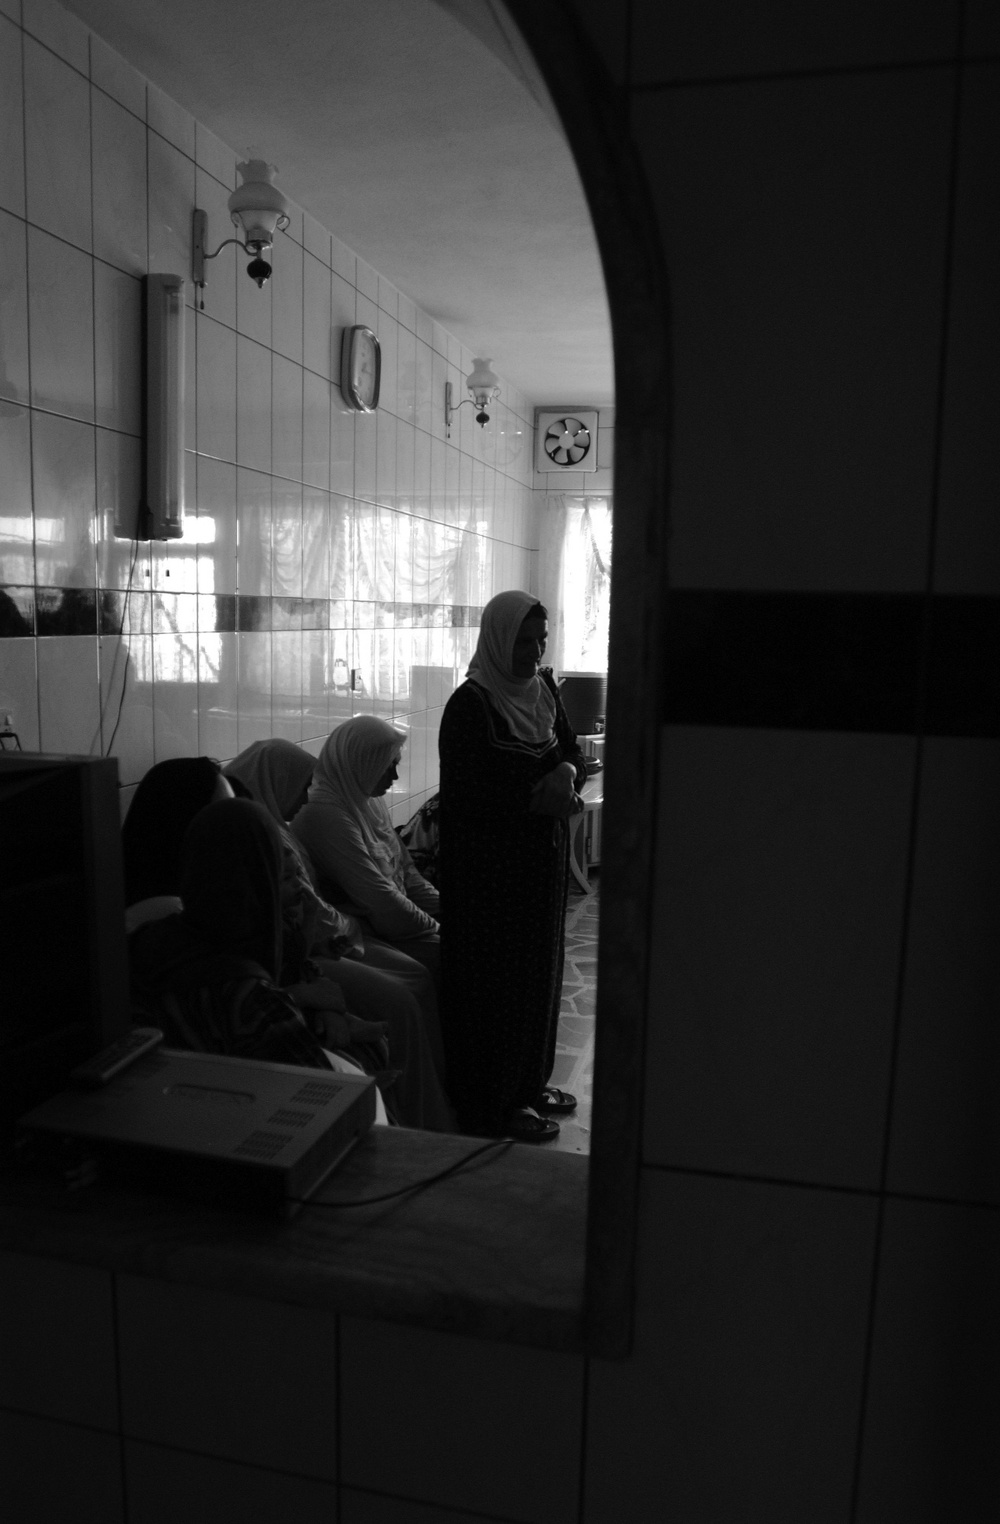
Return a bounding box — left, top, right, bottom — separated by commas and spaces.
308, 716, 407, 879
467, 590, 556, 743
224, 739, 315, 824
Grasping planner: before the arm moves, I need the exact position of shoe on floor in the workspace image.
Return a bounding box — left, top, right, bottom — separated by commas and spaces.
505, 1107, 560, 1144
535, 1086, 577, 1115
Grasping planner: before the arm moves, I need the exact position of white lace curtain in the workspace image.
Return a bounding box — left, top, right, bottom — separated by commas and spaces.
538, 493, 612, 675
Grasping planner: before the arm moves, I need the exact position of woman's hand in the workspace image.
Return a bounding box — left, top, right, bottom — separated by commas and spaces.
529, 761, 581, 818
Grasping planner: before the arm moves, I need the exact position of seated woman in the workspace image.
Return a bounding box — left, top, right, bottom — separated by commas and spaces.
290, 718, 441, 978
121, 757, 233, 932
129, 798, 357, 1075
224, 737, 454, 1130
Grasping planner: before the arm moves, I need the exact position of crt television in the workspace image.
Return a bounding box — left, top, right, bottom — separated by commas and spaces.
0, 753, 130, 1145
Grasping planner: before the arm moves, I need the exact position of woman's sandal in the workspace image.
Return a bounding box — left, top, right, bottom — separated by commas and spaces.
505, 1107, 560, 1144
535, 1086, 578, 1115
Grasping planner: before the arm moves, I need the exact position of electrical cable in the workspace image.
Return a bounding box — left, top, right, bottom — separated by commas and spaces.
104, 535, 141, 759
297, 1137, 515, 1210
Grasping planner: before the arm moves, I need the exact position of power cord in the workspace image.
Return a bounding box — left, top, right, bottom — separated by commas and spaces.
295, 1137, 515, 1210
103, 535, 141, 759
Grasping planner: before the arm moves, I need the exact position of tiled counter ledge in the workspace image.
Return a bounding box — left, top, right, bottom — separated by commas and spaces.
0, 1126, 588, 1351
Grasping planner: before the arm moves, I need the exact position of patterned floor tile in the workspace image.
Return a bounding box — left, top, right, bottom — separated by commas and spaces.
549, 877, 598, 1154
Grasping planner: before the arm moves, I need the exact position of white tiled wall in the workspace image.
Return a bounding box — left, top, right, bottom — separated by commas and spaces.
0, 0, 539, 825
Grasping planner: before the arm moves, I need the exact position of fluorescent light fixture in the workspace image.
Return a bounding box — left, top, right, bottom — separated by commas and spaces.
143, 274, 186, 540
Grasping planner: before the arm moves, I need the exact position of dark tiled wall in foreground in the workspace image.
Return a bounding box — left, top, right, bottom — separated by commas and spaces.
2, 3, 999, 1523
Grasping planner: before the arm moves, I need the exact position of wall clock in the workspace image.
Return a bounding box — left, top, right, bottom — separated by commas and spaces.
534, 409, 600, 473
340, 325, 381, 412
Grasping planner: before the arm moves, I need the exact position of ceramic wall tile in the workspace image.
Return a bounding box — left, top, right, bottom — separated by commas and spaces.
0, 408, 30, 571
24, 35, 91, 249
99, 630, 153, 784
147, 80, 194, 157
934, 63, 1000, 593
0, 1249, 118, 1427
631, 0, 961, 83
330, 229, 354, 284
301, 486, 331, 600
194, 120, 233, 188
587, 1169, 876, 1523
376, 309, 398, 417
0, 17, 25, 216
355, 409, 376, 502
341, 1316, 583, 1523
302, 209, 329, 266
0, 640, 40, 749
117, 1276, 337, 1479
302, 369, 330, 490
147, 132, 194, 278
235, 466, 271, 597
198, 628, 237, 759
23, 0, 88, 70
0, 1410, 124, 1524
37, 634, 100, 750
634, 71, 952, 590
151, 632, 198, 758
966, 0, 1000, 51
414, 338, 433, 434
272, 479, 303, 598
271, 629, 303, 740
272, 353, 303, 481
194, 165, 237, 331
856, 1196, 1000, 1524
355, 256, 377, 301
31, 410, 96, 587
376, 410, 397, 510
124, 1442, 337, 1524
303, 251, 332, 379
237, 630, 271, 747
195, 314, 237, 462
886, 738, 1000, 1203
89, 35, 146, 119
643, 727, 916, 1188
92, 88, 147, 273
96, 426, 142, 552
272, 232, 304, 364
196, 455, 237, 595
330, 397, 355, 497
236, 334, 272, 474
28, 226, 94, 421
341, 1490, 501, 1524
94, 261, 142, 434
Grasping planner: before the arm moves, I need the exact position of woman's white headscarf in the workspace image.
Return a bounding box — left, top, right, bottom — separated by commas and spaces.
466, 590, 556, 743
224, 739, 315, 824
308, 716, 408, 879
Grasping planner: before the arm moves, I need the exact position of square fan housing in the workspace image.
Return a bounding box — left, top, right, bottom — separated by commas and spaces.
535, 409, 600, 473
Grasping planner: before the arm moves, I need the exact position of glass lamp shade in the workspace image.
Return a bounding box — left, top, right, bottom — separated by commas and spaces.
466, 358, 499, 403
228, 159, 290, 247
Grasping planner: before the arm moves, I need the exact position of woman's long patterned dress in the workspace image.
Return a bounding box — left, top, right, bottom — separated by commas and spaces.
438, 673, 586, 1135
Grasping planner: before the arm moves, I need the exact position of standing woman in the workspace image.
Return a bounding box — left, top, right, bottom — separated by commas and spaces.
438, 591, 587, 1142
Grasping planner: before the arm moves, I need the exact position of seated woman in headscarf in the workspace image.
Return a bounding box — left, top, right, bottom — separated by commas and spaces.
122, 757, 399, 1116
121, 757, 234, 933
129, 798, 361, 1075
290, 718, 441, 978
224, 738, 455, 1130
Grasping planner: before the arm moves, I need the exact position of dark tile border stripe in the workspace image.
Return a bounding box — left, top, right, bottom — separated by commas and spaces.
662, 590, 999, 738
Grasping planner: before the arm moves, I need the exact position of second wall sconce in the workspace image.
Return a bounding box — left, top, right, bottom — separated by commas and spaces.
445, 358, 500, 437
192, 158, 290, 307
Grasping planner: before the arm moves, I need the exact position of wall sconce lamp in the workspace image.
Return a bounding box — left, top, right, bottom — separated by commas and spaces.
445, 358, 500, 437
192, 158, 290, 307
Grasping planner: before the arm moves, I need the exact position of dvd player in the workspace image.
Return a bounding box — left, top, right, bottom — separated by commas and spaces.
18, 1048, 376, 1218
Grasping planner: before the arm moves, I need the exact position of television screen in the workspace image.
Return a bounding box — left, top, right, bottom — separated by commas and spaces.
0, 754, 130, 1144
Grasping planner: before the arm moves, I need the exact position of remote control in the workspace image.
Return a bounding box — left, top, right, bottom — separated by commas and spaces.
70, 1028, 164, 1088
